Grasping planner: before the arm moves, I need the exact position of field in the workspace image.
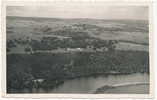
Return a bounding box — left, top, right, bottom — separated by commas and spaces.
6, 16, 149, 93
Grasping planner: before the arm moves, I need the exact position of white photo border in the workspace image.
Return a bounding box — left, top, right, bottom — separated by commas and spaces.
1, 0, 154, 99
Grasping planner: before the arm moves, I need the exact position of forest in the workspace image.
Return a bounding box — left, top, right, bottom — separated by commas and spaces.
7, 50, 149, 92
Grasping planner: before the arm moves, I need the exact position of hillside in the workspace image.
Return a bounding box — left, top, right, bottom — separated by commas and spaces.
7, 16, 149, 53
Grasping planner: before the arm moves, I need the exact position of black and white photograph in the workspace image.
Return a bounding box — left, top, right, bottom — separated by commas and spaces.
3, 1, 153, 97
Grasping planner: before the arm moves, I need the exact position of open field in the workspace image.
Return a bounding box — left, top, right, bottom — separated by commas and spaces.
7, 16, 149, 53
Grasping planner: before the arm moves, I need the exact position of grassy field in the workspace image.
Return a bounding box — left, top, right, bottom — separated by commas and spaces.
7, 16, 148, 45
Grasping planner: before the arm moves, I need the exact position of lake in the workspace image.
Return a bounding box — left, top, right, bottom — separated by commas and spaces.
50, 73, 149, 94
12, 73, 149, 94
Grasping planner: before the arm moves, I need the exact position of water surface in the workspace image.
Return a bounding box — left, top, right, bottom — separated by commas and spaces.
11, 73, 149, 94
50, 73, 149, 93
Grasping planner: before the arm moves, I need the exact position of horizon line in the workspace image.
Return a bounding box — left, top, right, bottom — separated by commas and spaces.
6, 16, 148, 21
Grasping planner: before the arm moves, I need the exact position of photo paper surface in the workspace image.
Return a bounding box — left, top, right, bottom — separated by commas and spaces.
1, 0, 154, 98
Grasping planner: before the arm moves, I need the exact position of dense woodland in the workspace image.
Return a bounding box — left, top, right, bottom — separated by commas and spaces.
7, 51, 149, 92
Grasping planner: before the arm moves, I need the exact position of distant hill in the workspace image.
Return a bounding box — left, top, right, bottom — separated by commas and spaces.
6, 16, 148, 23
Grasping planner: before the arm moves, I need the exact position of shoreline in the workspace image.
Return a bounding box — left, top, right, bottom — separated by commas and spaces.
94, 83, 149, 94
7, 72, 149, 93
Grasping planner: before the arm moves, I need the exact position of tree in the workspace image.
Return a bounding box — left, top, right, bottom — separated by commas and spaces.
7, 48, 10, 52
24, 47, 31, 54
7, 40, 16, 48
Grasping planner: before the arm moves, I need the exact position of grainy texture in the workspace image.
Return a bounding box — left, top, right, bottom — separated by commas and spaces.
6, 6, 149, 94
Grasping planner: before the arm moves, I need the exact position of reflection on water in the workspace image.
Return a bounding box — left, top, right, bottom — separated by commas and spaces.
13, 73, 149, 93
50, 73, 149, 93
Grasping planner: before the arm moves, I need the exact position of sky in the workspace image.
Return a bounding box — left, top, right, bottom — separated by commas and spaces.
7, 3, 148, 20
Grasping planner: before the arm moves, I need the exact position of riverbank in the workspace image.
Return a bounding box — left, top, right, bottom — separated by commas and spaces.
8, 73, 149, 93
94, 82, 149, 94
7, 71, 149, 93
41, 71, 149, 89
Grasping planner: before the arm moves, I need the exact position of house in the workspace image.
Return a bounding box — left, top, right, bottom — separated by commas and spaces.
32, 79, 45, 83
96, 47, 109, 52
67, 48, 83, 52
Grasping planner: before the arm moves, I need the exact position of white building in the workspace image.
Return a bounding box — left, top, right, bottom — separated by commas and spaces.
67, 48, 83, 52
